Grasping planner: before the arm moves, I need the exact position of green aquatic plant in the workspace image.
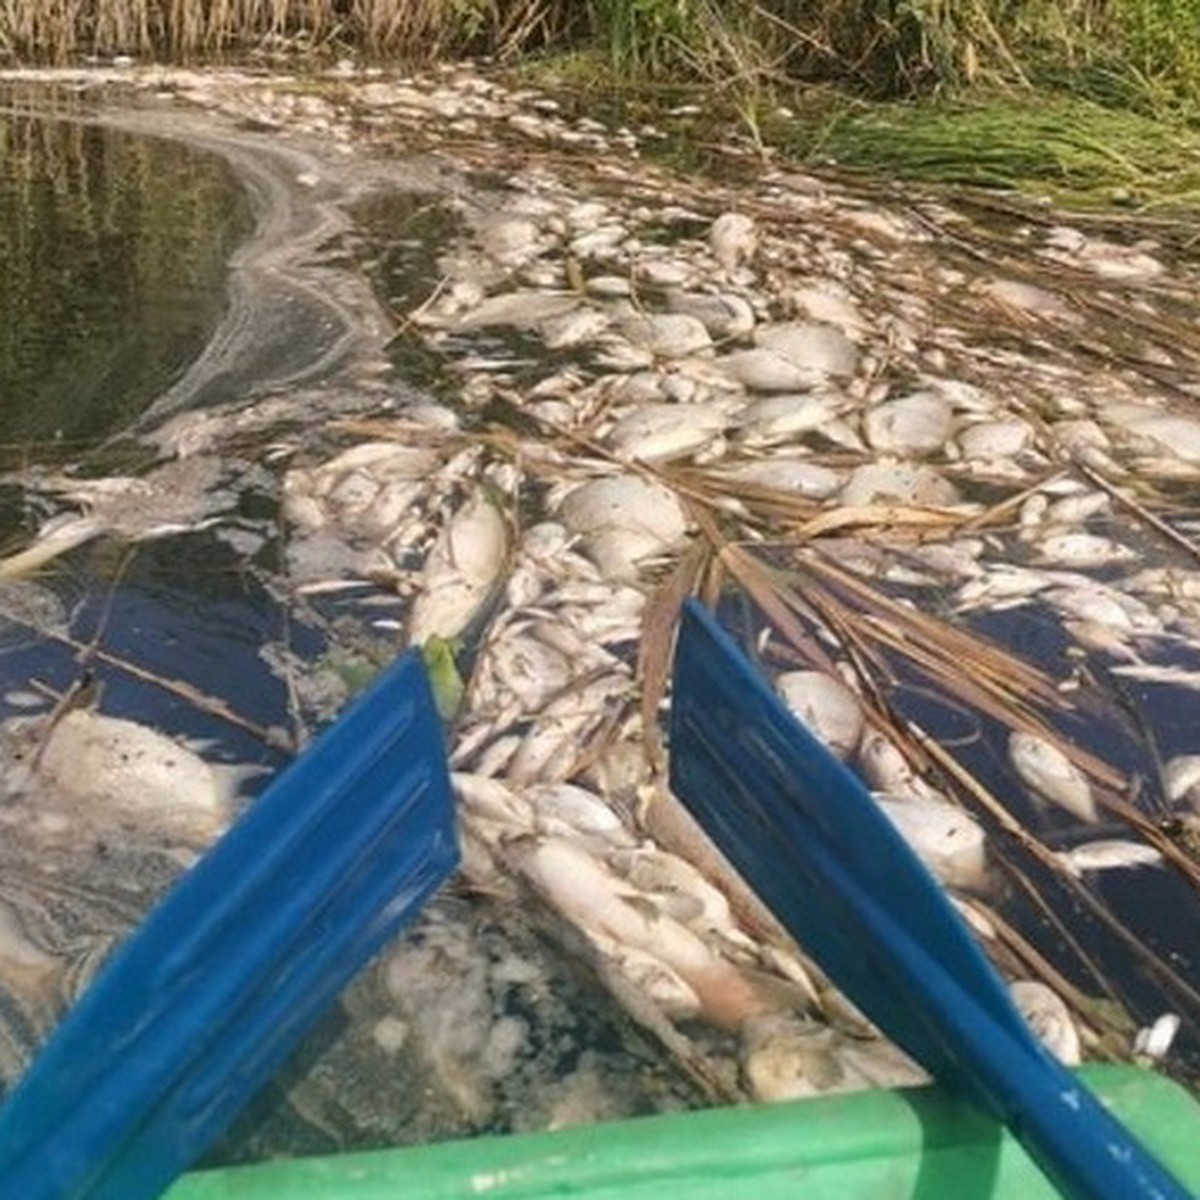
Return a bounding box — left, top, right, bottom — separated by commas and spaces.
585, 0, 694, 74
422, 635, 465, 722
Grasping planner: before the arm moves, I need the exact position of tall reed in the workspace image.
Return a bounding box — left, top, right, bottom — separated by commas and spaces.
2, 1, 1197, 126
0, 0, 541, 62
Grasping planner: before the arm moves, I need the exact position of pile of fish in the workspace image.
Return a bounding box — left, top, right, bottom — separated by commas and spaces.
3, 62, 1200, 1137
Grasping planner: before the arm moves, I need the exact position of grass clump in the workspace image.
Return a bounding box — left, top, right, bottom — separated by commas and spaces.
775, 91, 1200, 212
756, 1, 1200, 119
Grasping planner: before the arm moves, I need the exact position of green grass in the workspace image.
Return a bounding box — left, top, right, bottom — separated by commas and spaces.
768, 90, 1200, 212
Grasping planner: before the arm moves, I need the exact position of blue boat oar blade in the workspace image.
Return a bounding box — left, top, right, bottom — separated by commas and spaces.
669, 598, 1194, 1200
798, 813, 1195, 1200
668, 598, 1028, 1077
0, 649, 459, 1200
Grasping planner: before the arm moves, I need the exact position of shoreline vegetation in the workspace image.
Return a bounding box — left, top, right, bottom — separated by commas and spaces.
2, 3, 1198, 215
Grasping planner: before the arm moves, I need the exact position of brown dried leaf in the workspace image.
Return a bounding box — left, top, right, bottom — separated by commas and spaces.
639, 541, 710, 775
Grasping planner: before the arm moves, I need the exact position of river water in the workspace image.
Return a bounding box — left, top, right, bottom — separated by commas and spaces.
0, 100, 250, 449
0, 94, 709, 1163
4, 68, 1200, 1182
0, 99, 297, 759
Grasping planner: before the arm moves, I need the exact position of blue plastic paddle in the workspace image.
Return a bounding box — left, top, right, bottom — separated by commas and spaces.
0, 649, 459, 1200
669, 598, 1193, 1200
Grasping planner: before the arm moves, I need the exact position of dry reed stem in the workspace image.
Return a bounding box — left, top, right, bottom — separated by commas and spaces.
0, 0, 505, 60
999, 858, 1127, 1009
799, 550, 1073, 717
911, 726, 1200, 1027
639, 541, 709, 775
1074, 459, 1200, 567
969, 895, 1124, 1020
690, 508, 840, 677
2, 608, 289, 748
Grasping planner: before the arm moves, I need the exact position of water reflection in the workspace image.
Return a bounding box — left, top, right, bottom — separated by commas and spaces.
0, 110, 251, 452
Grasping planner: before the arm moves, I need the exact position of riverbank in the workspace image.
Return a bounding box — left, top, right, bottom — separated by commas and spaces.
6, 2, 1200, 222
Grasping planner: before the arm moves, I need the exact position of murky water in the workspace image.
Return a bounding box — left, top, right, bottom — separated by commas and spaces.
12, 71, 1198, 1170
0, 106, 325, 1112
350, 188, 470, 400
0, 107, 291, 747
0, 99, 709, 1162
0, 107, 251, 454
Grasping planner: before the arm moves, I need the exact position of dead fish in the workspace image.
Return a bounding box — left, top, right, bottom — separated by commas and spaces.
408, 491, 509, 644
0, 516, 106, 580
1112, 664, 1200, 692
715, 458, 843, 499
753, 322, 860, 380
1054, 839, 1163, 877
1032, 533, 1136, 570
1165, 755, 1200, 810
839, 461, 960, 508
605, 402, 728, 463
7, 710, 238, 844
1134, 1013, 1181, 1062
736, 392, 847, 447
709, 212, 757, 271
774, 670, 864, 759
786, 280, 866, 337
1011, 980, 1080, 1066
451, 772, 535, 830
1104, 406, 1200, 465
1008, 732, 1097, 824
976, 277, 1079, 325
665, 290, 756, 339
471, 625, 576, 715
504, 835, 770, 1031
1043, 491, 1111, 528
618, 312, 713, 360
557, 474, 688, 582
863, 391, 953, 457
538, 306, 612, 350
1061, 619, 1142, 663
874, 795, 989, 892
283, 442, 440, 538
606, 845, 739, 938
956, 418, 1035, 461
740, 1011, 926, 1102
527, 782, 630, 843
858, 730, 941, 802
1044, 585, 1160, 635
718, 348, 825, 393
955, 567, 1059, 610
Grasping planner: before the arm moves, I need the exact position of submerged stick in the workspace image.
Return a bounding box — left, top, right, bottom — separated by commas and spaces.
0, 608, 290, 750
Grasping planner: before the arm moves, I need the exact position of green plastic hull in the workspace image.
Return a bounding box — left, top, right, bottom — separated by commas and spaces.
165, 1065, 1200, 1199
164, 1070, 1200, 1200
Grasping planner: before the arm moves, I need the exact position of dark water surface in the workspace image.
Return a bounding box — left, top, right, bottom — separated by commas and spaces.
0, 105, 251, 452
0, 104, 286, 747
